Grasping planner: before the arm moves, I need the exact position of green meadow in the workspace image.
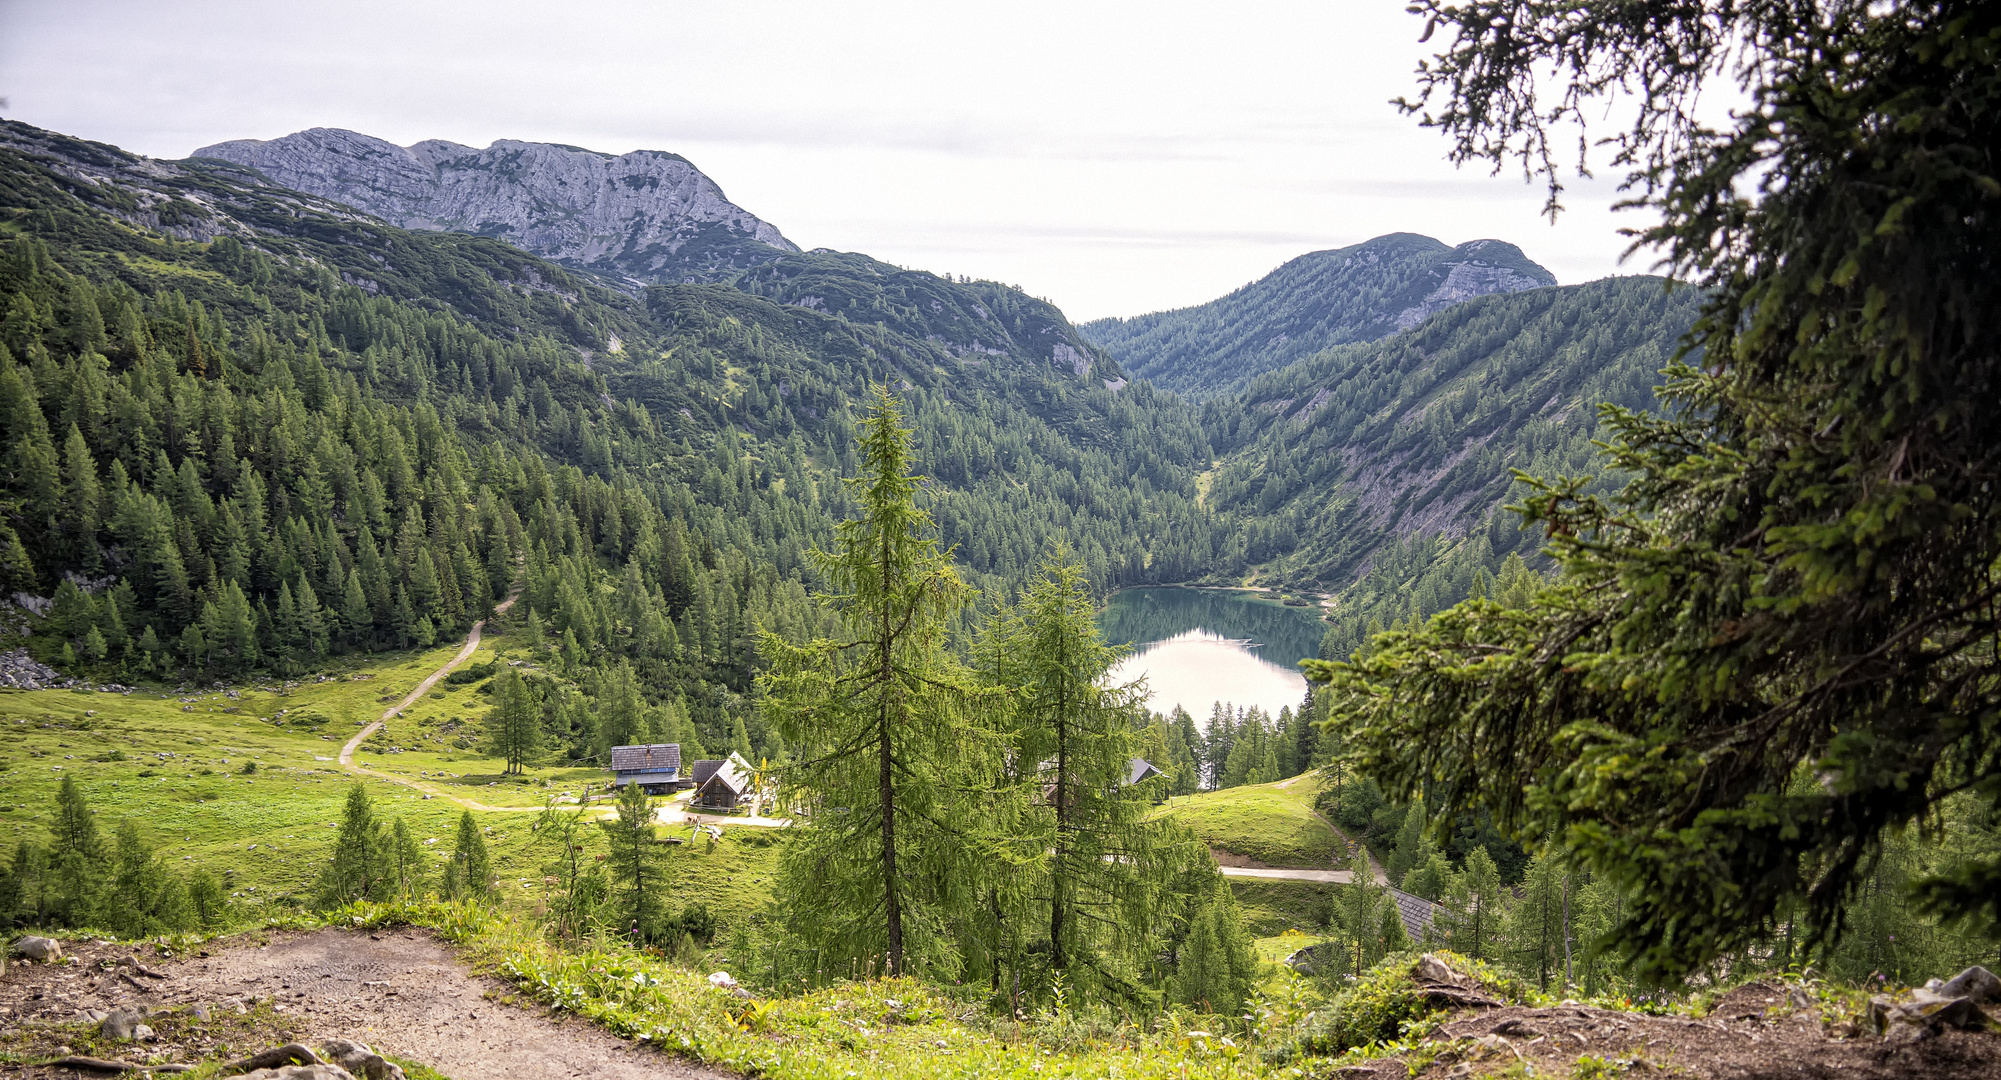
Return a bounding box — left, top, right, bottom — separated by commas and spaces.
0, 629, 782, 926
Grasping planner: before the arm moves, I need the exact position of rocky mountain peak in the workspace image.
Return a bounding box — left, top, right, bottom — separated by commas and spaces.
192, 128, 797, 284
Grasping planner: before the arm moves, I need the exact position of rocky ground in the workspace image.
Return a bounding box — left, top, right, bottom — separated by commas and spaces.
0, 929, 727, 1079
1335, 975, 2001, 1079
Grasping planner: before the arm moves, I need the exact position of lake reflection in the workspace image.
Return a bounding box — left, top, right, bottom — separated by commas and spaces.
1098, 587, 1328, 725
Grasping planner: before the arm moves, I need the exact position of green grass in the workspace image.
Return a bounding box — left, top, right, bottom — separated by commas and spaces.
1155, 774, 1339, 867
1228, 878, 1333, 935
0, 630, 706, 919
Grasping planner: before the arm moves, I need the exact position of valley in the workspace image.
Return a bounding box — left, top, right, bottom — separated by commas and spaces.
2, 76, 1997, 1080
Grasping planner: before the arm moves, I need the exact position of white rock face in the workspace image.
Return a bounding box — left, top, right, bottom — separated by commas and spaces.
194, 128, 797, 282
1392, 243, 1552, 330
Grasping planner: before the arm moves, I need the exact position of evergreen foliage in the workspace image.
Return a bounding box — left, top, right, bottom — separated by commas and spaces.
443, 809, 495, 904
1079, 233, 1553, 399
1323, 0, 2001, 980
759, 386, 992, 979
980, 551, 1201, 1005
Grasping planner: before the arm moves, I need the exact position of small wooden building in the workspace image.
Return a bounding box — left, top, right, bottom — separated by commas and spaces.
609, 743, 682, 794
691, 752, 755, 812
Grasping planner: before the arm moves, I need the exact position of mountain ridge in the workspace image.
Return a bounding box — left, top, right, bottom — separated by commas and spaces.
193, 127, 797, 285
1080, 233, 1555, 399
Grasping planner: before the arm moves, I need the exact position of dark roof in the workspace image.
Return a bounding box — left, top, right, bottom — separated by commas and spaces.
698, 753, 754, 797
609, 743, 681, 774
1127, 758, 1163, 786
1386, 886, 1438, 940
689, 759, 723, 787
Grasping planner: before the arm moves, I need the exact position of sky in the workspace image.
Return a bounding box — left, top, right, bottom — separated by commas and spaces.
0, 0, 1653, 321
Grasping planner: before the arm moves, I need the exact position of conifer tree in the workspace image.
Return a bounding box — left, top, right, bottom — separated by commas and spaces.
758, 385, 985, 978
48, 774, 105, 927
484, 668, 542, 774
1176, 885, 1257, 1015
187, 868, 227, 930
389, 818, 426, 899
316, 783, 390, 908
443, 810, 494, 903
599, 781, 665, 941
1440, 845, 1505, 961
986, 551, 1191, 1004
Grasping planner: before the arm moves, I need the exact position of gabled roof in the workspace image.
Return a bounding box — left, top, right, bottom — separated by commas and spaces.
1127, 758, 1164, 786
610, 743, 682, 774
689, 759, 723, 787
698, 752, 755, 796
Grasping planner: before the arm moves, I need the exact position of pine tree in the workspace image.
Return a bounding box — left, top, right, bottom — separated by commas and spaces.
758, 385, 983, 978
48, 774, 105, 927
599, 781, 665, 941
315, 783, 390, 908
484, 668, 542, 775
442, 810, 494, 903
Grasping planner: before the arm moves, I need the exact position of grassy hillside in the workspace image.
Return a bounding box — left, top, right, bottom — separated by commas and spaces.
0, 631, 780, 930
1158, 773, 1339, 868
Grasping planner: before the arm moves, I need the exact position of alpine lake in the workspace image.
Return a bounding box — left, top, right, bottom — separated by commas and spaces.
1097, 586, 1330, 724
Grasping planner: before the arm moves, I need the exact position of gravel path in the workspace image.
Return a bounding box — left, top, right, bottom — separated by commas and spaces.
0, 928, 728, 1080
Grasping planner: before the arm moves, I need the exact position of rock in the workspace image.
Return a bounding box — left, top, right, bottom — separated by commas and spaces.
1940, 965, 2000, 1004
1415, 953, 1466, 986
225, 1043, 320, 1074
232, 1067, 355, 1080
193, 129, 798, 284
132, 1023, 156, 1041
0, 648, 70, 690
101, 1006, 149, 1040
319, 1037, 406, 1080
12, 935, 63, 961
1867, 986, 1985, 1041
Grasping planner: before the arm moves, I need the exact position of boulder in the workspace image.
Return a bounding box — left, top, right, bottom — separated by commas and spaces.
12, 935, 62, 962
319, 1038, 406, 1080
1939, 965, 1999, 1004
1867, 987, 1985, 1042
232, 1067, 355, 1080
101, 1006, 149, 1041
1415, 953, 1467, 986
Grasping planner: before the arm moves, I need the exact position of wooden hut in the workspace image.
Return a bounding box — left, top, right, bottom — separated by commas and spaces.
691, 752, 755, 812
608, 743, 682, 794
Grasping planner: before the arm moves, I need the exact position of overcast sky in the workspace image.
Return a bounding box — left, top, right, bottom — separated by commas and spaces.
0, 0, 1652, 321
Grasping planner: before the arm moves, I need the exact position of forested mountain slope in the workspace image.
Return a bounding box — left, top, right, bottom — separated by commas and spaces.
1078, 233, 1554, 398
194, 127, 798, 285
1197, 276, 1701, 625
0, 119, 1215, 761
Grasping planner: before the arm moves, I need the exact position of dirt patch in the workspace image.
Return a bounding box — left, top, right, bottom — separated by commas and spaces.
0, 929, 729, 1079
1210, 846, 1293, 869
1335, 997, 2001, 1080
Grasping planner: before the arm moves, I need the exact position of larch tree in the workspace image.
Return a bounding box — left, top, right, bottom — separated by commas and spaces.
1316, 0, 2001, 979
599, 780, 666, 941
484, 668, 542, 775
758, 384, 991, 979
985, 550, 1196, 1006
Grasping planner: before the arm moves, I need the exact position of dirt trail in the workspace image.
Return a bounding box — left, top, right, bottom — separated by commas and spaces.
0, 929, 726, 1079
338, 592, 539, 815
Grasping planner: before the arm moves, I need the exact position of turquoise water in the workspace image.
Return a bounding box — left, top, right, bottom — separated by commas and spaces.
1097, 587, 1328, 724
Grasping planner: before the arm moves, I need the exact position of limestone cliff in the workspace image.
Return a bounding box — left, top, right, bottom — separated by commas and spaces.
193, 128, 797, 284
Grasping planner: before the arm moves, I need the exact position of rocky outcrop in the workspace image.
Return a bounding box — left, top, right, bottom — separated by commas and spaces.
0, 648, 68, 690
1390, 242, 1555, 330
1864, 965, 1999, 1042
193, 128, 797, 284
